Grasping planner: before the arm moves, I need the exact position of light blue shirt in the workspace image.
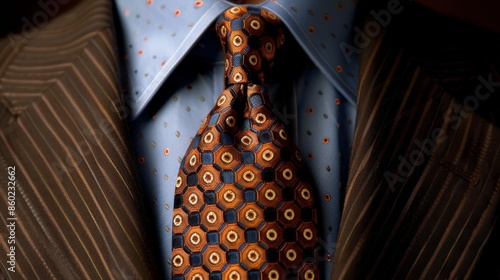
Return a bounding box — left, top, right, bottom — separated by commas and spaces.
115, 0, 359, 278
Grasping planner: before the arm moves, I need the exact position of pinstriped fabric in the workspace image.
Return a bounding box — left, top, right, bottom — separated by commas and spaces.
0, 0, 156, 279
332, 4, 500, 279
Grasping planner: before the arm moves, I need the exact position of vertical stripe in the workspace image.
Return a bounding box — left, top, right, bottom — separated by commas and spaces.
332, 4, 500, 279
0, 0, 156, 278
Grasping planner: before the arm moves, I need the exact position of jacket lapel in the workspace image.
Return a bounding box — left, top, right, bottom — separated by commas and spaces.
333, 20, 500, 279
0, 0, 156, 278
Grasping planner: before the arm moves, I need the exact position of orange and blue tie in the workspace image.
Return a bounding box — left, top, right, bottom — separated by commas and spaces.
172, 6, 320, 280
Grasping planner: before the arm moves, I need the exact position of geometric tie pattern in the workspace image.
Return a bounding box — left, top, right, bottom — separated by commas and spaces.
172, 6, 320, 280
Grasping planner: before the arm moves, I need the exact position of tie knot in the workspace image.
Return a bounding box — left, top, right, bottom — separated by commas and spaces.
216, 6, 285, 87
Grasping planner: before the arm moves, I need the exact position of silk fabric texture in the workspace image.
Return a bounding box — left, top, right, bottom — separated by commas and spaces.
172, 7, 320, 279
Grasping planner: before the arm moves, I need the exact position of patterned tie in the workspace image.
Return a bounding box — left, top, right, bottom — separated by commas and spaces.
172, 6, 320, 280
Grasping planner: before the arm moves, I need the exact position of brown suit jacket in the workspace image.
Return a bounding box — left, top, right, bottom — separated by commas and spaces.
332, 3, 500, 279
0, 0, 157, 278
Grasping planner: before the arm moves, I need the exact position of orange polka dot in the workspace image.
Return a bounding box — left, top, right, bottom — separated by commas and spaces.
164, 148, 170, 155
335, 98, 340, 105
308, 26, 315, 33
308, 153, 314, 159
338, 2, 344, 8
306, 107, 313, 115
323, 13, 329, 21
152, 114, 157, 119
194, 0, 203, 7
138, 49, 144, 55
336, 65, 343, 72
124, 8, 129, 16
322, 137, 330, 144
147, 0, 153, 5
138, 157, 145, 164
161, 60, 166, 66
325, 193, 331, 201
174, 9, 181, 16
144, 37, 148, 41
326, 254, 332, 261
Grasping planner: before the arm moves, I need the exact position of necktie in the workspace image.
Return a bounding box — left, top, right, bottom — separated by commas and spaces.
172, 6, 320, 280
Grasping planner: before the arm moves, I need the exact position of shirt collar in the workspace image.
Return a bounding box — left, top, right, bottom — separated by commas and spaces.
115, 0, 359, 118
